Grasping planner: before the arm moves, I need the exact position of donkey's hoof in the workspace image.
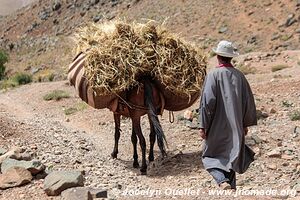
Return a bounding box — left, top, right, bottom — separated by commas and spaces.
140, 169, 147, 175
111, 152, 118, 159
133, 162, 139, 168
148, 155, 154, 162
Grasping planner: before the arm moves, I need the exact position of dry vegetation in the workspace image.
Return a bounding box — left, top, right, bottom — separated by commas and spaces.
74, 20, 207, 97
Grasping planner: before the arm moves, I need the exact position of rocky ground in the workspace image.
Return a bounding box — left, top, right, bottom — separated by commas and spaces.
0, 51, 299, 199
1, 0, 300, 78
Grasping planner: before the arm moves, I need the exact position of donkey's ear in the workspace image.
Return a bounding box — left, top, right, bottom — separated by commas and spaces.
108, 98, 119, 112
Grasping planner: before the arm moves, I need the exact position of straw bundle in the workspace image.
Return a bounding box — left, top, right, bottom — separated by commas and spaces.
74, 20, 207, 97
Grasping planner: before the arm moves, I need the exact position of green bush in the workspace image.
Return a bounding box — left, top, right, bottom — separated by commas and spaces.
288, 110, 300, 121
43, 90, 70, 101
271, 65, 289, 72
237, 65, 256, 75
0, 72, 32, 90
64, 107, 78, 115
11, 73, 32, 85
282, 100, 293, 107
0, 50, 9, 80
63, 102, 88, 115
0, 79, 18, 89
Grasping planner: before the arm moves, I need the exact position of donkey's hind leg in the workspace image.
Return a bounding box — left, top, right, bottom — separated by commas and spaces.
131, 128, 139, 168
132, 116, 147, 175
148, 115, 156, 162
111, 113, 121, 159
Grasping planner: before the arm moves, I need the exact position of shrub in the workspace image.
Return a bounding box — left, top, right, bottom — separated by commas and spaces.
282, 100, 293, 107
48, 73, 55, 82
63, 102, 88, 115
11, 72, 32, 85
0, 72, 32, 90
288, 110, 300, 121
271, 65, 289, 72
237, 65, 256, 75
43, 90, 70, 101
0, 50, 8, 80
0, 79, 18, 89
64, 107, 78, 115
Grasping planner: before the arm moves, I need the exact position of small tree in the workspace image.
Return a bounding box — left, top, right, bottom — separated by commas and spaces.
0, 50, 8, 80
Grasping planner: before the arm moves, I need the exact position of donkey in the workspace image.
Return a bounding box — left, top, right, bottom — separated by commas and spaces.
68, 53, 167, 175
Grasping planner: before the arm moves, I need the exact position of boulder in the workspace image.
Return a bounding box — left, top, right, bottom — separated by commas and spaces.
267, 148, 282, 158
0, 167, 32, 189
89, 188, 108, 198
0, 148, 7, 156
61, 187, 92, 200
0, 147, 24, 164
44, 171, 84, 196
1, 158, 45, 175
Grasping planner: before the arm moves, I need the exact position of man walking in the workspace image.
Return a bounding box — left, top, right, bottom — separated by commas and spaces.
199, 40, 257, 190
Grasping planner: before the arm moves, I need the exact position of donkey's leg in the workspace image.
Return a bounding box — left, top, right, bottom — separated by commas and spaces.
148, 115, 156, 162
111, 113, 121, 159
132, 116, 147, 175
131, 128, 139, 168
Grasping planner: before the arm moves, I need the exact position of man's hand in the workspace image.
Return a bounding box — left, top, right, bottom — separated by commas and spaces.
200, 128, 206, 139
244, 127, 248, 136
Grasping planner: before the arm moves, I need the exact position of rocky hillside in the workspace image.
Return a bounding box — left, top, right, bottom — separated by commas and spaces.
0, 0, 300, 77
0, 0, 36, 16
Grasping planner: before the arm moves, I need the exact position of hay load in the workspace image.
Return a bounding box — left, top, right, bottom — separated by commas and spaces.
74, 20, 207, 109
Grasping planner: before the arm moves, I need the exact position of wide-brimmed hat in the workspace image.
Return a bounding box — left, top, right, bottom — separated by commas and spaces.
212, 40, 239, 58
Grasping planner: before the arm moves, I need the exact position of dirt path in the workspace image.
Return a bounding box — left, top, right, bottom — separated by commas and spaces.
0, 52, 300, 199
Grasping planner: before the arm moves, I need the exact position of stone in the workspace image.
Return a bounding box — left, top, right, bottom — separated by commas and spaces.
267, 148, 281, 158
44, 171, 84, 196
251, 134, 263, 144
35, 171, 48, 180
293, 126, 300, 138
89, 188, 108, 198
245, 137, 256, 146
285, 14, 297, 27
61, 187, 92, 200
219, 26, 228, 34
253, 147, 261, 156
1, 158, 45, 175
256, 110, 269, 120
0, 147, 24, 164
247, 36, 257, 44
0, 167, 32, 189
266, 164, 277, 170
281, 154, 294, 160
0, 148, 7, 156
92, 15, 102, 23
90, 0, 99, 6
18, 152, 32, 161
39, 10, 50, 21
183, 110, 193, 121
271, 33, 280, 41
293, 183, 300, 192
52, 2, 62, 11
269, 108, 276, 114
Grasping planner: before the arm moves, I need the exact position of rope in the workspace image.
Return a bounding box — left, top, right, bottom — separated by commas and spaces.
114, 92, 149, 111
169, 111, 174, 123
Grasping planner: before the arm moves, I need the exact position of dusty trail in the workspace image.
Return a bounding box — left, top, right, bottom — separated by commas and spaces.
0, 51, 300, 199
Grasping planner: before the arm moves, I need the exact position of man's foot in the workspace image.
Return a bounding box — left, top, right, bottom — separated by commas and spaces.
219, 182, 231, 190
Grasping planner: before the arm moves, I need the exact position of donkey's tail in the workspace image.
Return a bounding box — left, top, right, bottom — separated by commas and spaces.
144, 79, 167, 157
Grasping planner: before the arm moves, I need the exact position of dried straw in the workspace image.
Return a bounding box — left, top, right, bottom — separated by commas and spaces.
74, 20, 207, 97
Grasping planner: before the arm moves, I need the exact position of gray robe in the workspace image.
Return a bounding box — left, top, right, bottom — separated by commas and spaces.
199, 67, 257, 174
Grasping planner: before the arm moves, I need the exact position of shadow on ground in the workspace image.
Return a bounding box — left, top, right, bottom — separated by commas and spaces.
118, 150, 204, 177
